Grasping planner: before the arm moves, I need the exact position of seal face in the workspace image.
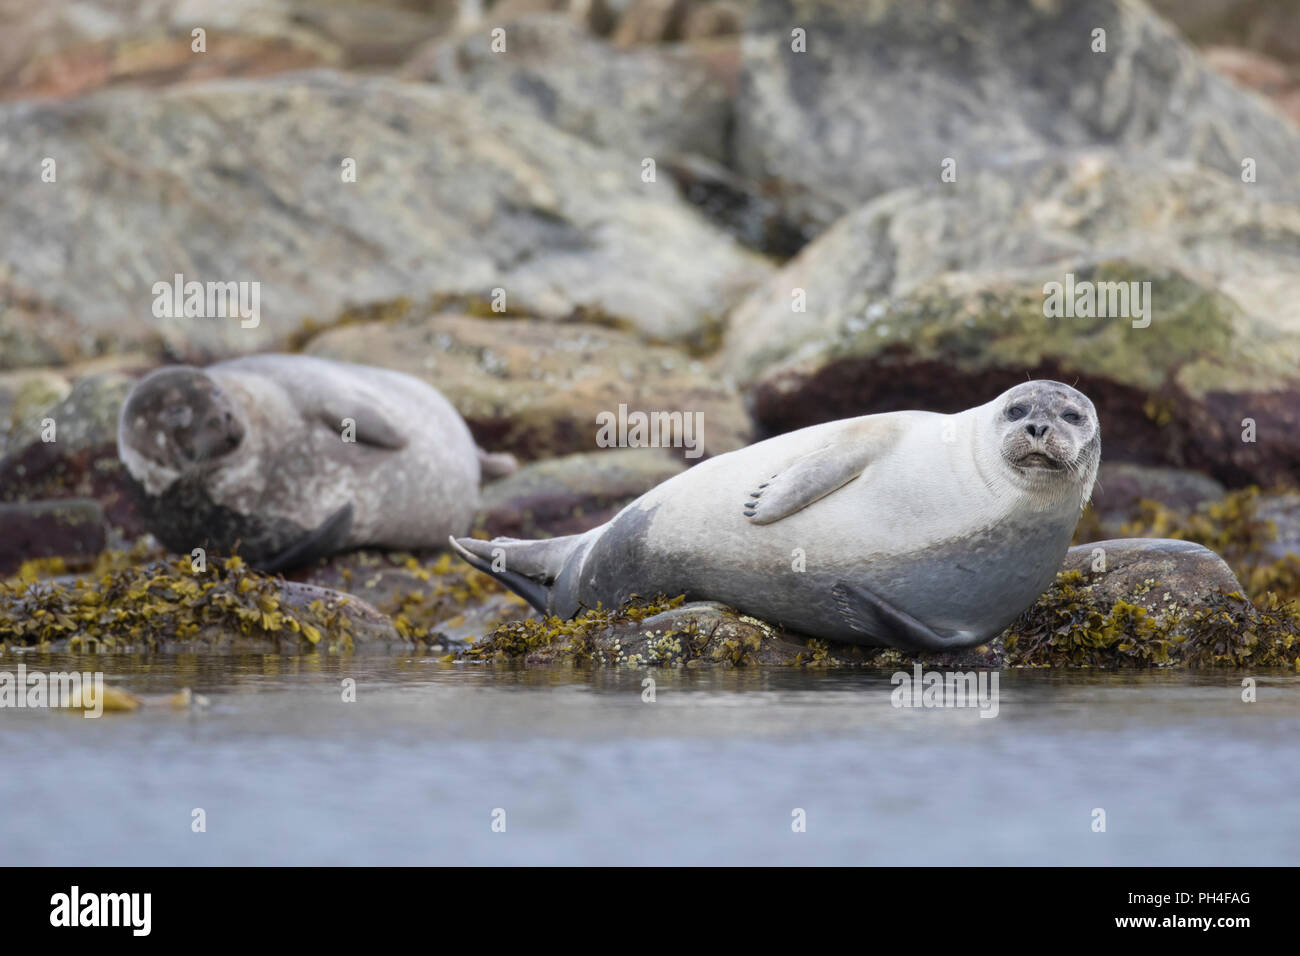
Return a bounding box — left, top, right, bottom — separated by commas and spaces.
119, 355, 513, 570
452, 380, 1100, 651
117, 367, 246, 481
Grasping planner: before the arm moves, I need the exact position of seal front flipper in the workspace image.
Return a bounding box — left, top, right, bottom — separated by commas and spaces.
831, 581, 956, 652
317, 396, 407, 449
744, 444, 875, 524
256, 503, 355, 573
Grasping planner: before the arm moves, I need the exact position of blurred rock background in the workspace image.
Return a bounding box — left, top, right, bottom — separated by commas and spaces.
2, 0, 1299, 625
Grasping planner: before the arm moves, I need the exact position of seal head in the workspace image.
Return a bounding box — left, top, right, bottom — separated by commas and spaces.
993, 380, 1100, 505
118, 366, 245, 491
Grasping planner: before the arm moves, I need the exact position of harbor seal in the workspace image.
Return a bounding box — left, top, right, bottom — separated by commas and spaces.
451, 381, 1099, 650
118, 354, 516, 571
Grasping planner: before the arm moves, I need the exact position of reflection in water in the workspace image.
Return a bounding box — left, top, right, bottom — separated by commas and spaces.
2, 650, 1298, 865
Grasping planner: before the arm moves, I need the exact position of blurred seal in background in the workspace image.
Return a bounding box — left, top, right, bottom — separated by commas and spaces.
119, 354, 515, 571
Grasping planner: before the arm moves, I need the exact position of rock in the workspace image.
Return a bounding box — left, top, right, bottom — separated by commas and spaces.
0, 556, 404, 652
682, 1, 743, 40
464, 597, 879, 666
663, 153, 810, 257
0, 373, 144, 533
1149, 0, 1300, 64
995, 537, 1300, 668
0, 0, 463, 99
1079, 463, 1226, 540
1203, 46, 1300, 126
406, 14, 732, 163
720, 154, 1300, 487
306, 313, 751, 460
0, 498, 106, 577
0, 369, 70, 456
476, 447, 687, 538
1060, 538, 1245, 613
292, 549, 530, 646
0, 70, 768, 368
487, 0, 618, 37
612, 0, 692, 45
734, 0, 1300, 232
1254, 490, 1300, 561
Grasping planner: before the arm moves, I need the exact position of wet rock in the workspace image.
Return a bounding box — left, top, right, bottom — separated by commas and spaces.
1060, 538, 1245, 614
463, 597, 861, 666
0, 556, 403, 653
0, 499, 107, 577
0, 373, 144, 534
721, 155, 1300, 487
0, 70, 768, 367
996, 537, 1300, 668
735, 0, 1300, 231
476, 448, 687, 538
306, 313, 751, 460
406, 13, 731, 162
0, 0, 462, 99
293, 549, 530, 647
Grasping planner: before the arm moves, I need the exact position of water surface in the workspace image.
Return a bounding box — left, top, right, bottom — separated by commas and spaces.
2, 651, 1297, 865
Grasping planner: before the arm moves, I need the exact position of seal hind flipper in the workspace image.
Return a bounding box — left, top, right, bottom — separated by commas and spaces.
744, 443, 874, 524
256, 503, 355, 573
449, 536, 557, 614
831, 581, 956, 652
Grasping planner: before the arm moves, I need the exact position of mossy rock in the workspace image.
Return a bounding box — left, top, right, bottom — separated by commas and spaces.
0, 372, 145, 534
293, 549, 532, 647
0, 554, 402, 654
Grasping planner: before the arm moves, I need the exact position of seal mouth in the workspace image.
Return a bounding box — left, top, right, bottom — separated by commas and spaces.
1015, 452, 1064, 471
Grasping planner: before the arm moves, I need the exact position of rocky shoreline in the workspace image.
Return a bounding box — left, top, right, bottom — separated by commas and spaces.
4, 0, 1300, 668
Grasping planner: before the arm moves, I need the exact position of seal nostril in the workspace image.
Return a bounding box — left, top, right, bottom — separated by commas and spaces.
1026, 424, 1049, 439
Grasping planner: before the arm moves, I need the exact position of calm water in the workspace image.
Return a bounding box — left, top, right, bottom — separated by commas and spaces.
2, 651, 1298, 865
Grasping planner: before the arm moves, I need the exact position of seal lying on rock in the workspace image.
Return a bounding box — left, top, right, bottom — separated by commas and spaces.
452, 380, 1100, 651
118, 354, 516, 571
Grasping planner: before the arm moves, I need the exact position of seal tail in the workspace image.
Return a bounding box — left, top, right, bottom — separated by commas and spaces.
449, 534, 582, 616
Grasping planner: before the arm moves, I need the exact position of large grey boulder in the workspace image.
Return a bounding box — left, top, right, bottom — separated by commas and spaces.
406, 13, 732, 162
734, 0, 1300, 231
0, 70, 769, 368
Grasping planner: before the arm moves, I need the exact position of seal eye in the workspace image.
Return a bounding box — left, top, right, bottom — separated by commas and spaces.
1005, 405, 1028, 421
1062, 410, 1084, 425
